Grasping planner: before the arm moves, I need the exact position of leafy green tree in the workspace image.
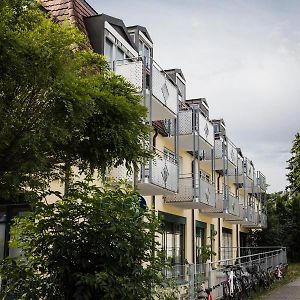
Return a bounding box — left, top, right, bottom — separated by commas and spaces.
0, 0, 150, 201
287, 133, 300, 195
250, 192, 300, 261
0, 181, 175, 300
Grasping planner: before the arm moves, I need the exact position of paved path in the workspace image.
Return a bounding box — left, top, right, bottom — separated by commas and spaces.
263, 277, 300, 300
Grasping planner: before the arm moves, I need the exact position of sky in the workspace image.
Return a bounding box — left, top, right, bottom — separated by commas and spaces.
87, 0, 300, 192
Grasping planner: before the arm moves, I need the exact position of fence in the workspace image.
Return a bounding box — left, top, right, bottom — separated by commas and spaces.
165, 247, 287, 299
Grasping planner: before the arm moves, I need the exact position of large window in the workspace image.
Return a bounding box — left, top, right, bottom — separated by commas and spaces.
116, 46, 124, 61
0, 205, 30, 259
196, 222, 206, 264
104, 38, 113, 66
138, 39, 151, 67
158, 212, 185, 267
222, 228, 233, 260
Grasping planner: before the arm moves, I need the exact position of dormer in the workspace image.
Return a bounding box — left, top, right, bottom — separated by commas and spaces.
127, 25, 153, 65
185, 98, 209, 118
212, 119, 226, 138
164, 69, 186, 102
84, 14, 138, 68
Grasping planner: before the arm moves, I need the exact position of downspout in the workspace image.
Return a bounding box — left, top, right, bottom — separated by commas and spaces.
152, 128, 159, 210
192, 210, 195, 264
153, 128, 159, 148
217, 173, 221, 260
218, 218, 221, 261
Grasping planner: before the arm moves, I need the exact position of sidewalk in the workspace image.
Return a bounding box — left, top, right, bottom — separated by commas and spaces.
263, 277, 300, 300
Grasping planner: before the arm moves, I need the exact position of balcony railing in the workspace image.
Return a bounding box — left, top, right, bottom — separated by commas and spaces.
259, 212, 267, 228
244, 158, 254, 180
202, 186, 240, 219
241, 206, 259, 227
165, 108, 214, 152
211, 139, 238, 171
165, 172, 216, 209
114, 57, 178, 121
257, 171, 267, 191
108, 148, 178, 195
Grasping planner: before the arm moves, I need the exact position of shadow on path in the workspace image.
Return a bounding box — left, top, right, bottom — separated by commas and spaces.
263, 277, 300, 300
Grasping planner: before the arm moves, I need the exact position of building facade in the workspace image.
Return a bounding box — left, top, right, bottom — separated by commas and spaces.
1, 0, 268, 275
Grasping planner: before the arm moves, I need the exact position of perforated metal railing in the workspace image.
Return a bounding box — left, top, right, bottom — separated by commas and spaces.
114, 57, 178, 117
114, 57, 144, 91
164, 173, 216, 208
227, 190, 240, 216
152, 60, 178, 115
107, 148, 178, 193
149, 148, 178, 192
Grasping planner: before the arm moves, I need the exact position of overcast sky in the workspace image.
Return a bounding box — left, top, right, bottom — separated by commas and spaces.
87, 0, 299, 192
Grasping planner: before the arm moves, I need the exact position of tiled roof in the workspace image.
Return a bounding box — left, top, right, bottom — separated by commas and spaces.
40, 0, 97, 33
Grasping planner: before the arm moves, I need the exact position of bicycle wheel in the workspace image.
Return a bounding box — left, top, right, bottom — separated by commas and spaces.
242, 277, 251, 297
222, 282, 231, 300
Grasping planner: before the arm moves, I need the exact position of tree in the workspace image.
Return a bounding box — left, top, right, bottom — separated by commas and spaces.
287, 133, 300, 195
250, 191, 300, 261
0, 0, 150, 202
0, 181, 176, 299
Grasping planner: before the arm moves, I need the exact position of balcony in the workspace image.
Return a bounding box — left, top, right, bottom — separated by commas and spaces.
240, 206, 259, 227
165, 108, 214, 152
236, 158, 254, 191
165, 172, 216, 209
259, 212, 267, 228
201, 187, 240, 219
114, 58, 178, 121
108, 148, 178, 196
257, 171, 267, 192
210, 139, 237, 173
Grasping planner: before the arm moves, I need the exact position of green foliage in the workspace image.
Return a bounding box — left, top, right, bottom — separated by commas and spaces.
250, 192, 300, 262
287, 133, 300, 195
250, 133, 300, 262
0, 0, 151, 201
0, 181, 174, 299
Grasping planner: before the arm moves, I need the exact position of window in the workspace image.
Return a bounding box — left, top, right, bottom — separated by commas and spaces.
158, 212, 186, 275
222, 228, 233, 260
177, 78, 186, 102
196, 226, 206, 264
213, 123, 220, 134
116, 47, 124, 61
129, 33, 135, 43
0, 205, 30, 259
104, 38, 113, 66
138, 39, 151, 67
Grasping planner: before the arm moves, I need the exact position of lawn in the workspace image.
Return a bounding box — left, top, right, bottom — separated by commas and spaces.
248, 263, 300, 300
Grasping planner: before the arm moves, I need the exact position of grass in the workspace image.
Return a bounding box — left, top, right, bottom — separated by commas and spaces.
248, 263, 300, 300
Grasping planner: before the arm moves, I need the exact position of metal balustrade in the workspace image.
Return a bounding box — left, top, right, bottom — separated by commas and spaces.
202, 186, 240, 220
240, 206, 259, 227
257, 171, 267, 191
211, 139, 238, 171
107, 148, 178, 195
114, 57, 178, 121
164, 247, 287, 300
114, 58, 144, 90
165, 173, 216, 209
165, 108, 214, 152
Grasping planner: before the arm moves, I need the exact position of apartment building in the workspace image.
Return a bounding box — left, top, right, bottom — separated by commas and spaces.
80, 4, 268, 268
0, 0, 268, 275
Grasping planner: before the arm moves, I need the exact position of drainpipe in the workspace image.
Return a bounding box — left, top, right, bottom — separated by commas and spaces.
218, 218, 221, 261
192, 209, 195, 264
152, 196, 155, 210
152, 129, 158, 210
236, 224, 239, 258
153, 128, 158, 148
217, 173, 221, 192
